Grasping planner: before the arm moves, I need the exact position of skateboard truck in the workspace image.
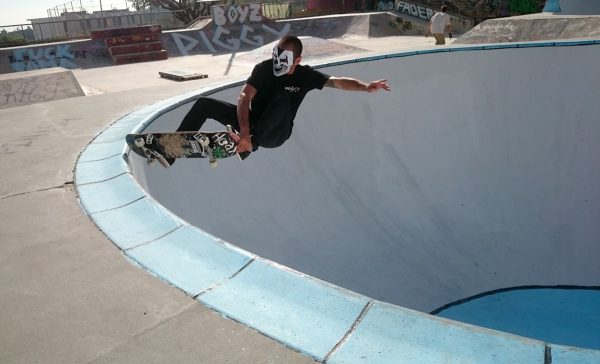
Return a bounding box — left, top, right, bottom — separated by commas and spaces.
134, 137, 170, 168
225, 125, 244, 162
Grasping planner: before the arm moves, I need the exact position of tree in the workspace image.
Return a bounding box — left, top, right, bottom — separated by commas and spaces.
0, 34, 27, 47
131, 0, 151, 11
509, 0, 539, 14
131, 0, 213, 25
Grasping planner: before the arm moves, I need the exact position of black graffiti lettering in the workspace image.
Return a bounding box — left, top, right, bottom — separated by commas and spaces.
72, 50, 89, 59
0, 76, 60, 107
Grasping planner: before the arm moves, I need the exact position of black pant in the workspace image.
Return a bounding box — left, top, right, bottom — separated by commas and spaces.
177, 94, 293, 149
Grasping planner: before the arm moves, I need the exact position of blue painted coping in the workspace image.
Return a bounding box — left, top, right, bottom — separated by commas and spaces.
74, 39, 600, 363
543, 0, 561, 13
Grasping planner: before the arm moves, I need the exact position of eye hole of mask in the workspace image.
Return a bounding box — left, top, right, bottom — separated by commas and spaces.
274, 46, 293, 60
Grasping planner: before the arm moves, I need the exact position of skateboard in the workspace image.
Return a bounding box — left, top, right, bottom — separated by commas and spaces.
125, 126, 240, 168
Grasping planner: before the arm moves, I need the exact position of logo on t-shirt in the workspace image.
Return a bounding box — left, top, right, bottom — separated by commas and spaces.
284, 86, 301, 93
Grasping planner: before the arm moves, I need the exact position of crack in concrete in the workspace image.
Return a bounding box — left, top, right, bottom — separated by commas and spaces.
84, 301, 199, 364
1, 181, 74, 200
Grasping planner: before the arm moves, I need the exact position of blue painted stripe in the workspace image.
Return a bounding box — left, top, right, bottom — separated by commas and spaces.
417, 48, 450, 54
126, 226, 253, 296
328, 301, 546, 364
518, 41, 556, 48
387, 50, 419, 57
199, 259, 370, 361
90, 198, 183, 250
78, 139, 124, 162
75, 154, 128, 184
449, 45, 485, 52
555, 40, 597, 47
551, 344, 600, 364
77, 173, 145, 215
484, 43, 520, 50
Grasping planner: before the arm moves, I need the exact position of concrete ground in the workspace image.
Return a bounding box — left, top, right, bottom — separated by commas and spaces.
0, 35, 440, 364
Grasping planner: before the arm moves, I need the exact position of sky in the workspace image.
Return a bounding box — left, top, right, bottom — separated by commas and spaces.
0, 0, 64, 25
0, 0, 130, 27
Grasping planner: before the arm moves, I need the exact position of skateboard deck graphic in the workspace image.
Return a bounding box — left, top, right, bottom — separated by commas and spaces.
126, 128, 239, 168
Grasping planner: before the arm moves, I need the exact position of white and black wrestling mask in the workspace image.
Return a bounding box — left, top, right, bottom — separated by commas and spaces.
272, 45, 294, 77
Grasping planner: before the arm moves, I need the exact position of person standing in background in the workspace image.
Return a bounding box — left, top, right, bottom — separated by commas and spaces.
426, 5, 452, 45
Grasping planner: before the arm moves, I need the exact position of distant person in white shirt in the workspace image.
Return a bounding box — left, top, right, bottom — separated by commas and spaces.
426, 5, 452, 45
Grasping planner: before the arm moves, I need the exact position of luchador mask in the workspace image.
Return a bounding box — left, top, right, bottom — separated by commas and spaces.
272, 45, 294, 77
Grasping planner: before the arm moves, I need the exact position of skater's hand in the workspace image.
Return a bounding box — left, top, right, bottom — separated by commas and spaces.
237, 134, 253, 153
367, 79, 391, 92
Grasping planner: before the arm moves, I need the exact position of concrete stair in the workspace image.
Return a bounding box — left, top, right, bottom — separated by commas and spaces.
91, 25, 168, 65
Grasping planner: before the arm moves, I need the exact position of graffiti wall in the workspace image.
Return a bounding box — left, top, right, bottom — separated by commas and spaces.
0, 5, 475, 74
401, 0, 545, 18
375, 0, 474, 34
164, 4, 291, 56
0, 39, 111, 74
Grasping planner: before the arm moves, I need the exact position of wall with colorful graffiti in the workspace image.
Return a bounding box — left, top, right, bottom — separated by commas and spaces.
164, 4, 291, 56
0, 4, 294, 73
0, 40, 111, 74
394, 0, 545, 19
1, 3, 471, 74
377, 0, 474, 34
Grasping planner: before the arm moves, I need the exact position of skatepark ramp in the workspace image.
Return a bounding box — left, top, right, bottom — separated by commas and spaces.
76, 40, 600, 362
455, 15, 600, 44
0, 67, 85, 109
127, 41, 600, 313
457, 0, 600, 44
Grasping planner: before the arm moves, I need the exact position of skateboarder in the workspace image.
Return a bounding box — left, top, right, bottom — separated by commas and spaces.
172, 35, 390, 164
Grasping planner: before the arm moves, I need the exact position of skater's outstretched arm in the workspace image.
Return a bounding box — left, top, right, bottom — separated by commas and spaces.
325, 77, 390, 93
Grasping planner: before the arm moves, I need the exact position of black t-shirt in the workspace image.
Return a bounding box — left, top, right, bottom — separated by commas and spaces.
246, 59, 330, 121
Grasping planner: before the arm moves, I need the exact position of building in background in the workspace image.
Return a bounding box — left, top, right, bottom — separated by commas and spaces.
28, 6, 185, 42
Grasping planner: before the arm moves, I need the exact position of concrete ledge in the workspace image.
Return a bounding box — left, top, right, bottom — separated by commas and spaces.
75, 40, 600, 363
328, 301, 546, 363
200, 259, 370, 361
455, 16, 600, 44
126, 226, 253, 297
0, 67, 85, 109
551, 344, 600, 363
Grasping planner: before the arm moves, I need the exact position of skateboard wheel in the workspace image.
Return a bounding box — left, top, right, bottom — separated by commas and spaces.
134, 138, 145, 147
